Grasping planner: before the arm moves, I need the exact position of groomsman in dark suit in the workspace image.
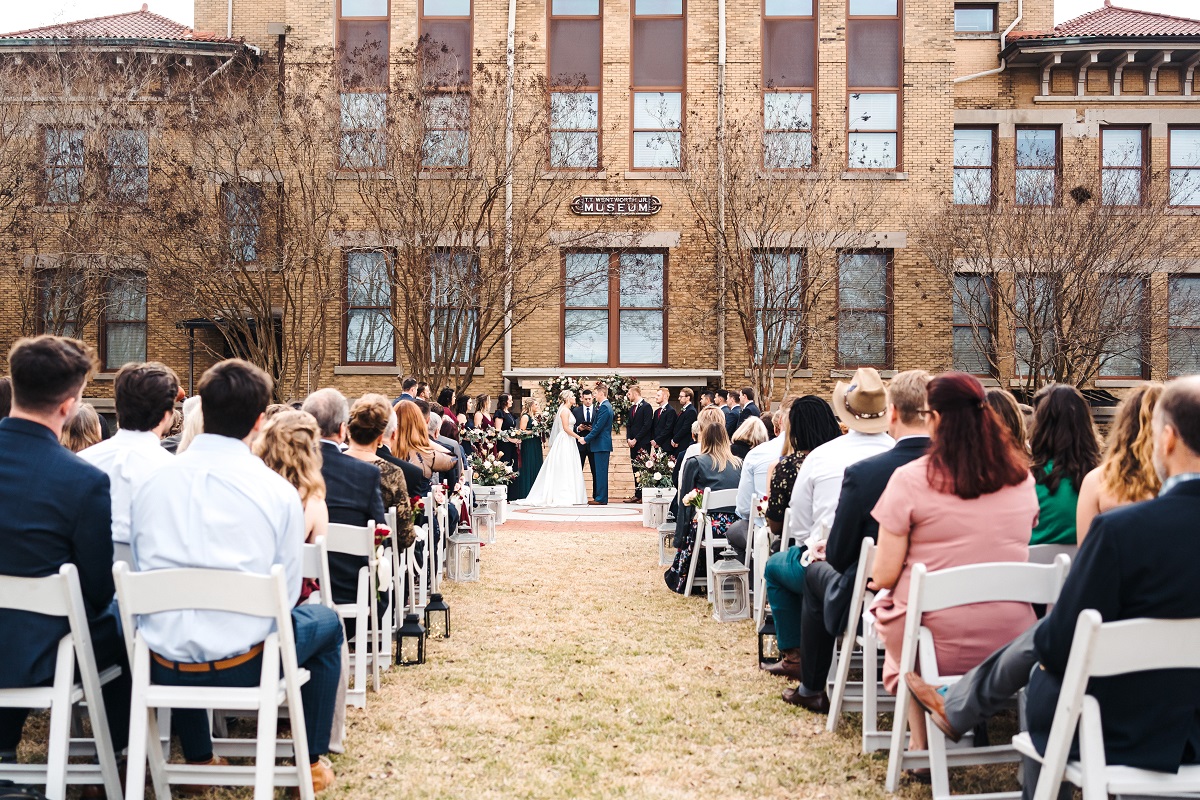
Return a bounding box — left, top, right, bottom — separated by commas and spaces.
721, 388, 741, 437
738, 387, 760, 430
0, 336, 130, 762
573, 389, 599, 491
624, 385, 654, 503
671, 388, 699, 488
651, 386, 677, 455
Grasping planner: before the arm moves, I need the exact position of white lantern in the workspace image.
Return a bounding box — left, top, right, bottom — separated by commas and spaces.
645, 498, 672, 529
474, 485, 507, 527
711, 546, 751, 623
446, 525, 481, 582
470, 506, 496, 544
659, 524, 676, 567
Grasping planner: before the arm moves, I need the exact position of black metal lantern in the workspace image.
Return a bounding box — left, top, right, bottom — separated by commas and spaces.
397, 612, 426, 666
758, 613, 780, 665
424, 592, 451, 639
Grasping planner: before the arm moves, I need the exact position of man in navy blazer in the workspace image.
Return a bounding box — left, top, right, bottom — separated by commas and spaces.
583, 386, 614, 505
302, 389, 387, 610
907, 376, 1200, 794
738, 387, 761, 430
0, 336, 130, 758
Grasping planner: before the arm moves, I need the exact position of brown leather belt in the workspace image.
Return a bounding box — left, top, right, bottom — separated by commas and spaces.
151, 642, 265, 673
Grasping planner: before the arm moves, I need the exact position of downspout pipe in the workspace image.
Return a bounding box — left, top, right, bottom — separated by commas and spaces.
503, 0, 516, 387
953, 0, 1022, 84
716, 0, 727, 382
227, 0, 233, 39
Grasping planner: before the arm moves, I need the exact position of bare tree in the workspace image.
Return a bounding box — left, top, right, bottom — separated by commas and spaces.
674, 107, 887, 401
918, 140, 1192, 392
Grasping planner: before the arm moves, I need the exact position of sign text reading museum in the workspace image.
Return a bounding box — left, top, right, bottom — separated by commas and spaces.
570, 195, 662, 216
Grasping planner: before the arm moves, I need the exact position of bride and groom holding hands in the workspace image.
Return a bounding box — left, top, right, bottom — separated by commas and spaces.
515, 385, 613, 508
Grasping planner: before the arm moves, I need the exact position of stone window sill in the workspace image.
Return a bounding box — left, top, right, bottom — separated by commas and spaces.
840, 172, 909, 181
92, 373, 117, 382
541, 171, 608, 180
1095, 379, 1149, 388
831, 369, 898, 379
744, 368, 813, 378
623, 171, 688, 180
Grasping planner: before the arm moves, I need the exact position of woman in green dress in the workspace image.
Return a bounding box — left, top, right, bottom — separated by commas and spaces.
511, 397, 544, 501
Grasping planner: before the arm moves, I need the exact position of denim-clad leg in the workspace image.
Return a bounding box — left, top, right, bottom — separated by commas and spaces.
154, 604, 344, 762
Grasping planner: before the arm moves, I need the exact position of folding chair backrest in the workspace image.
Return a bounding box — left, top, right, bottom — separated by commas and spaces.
849, 537, 877, 622
1086, 614, 1200, 677
0, 569, 73, 617
113, 563, 286, 618
912, 556, 1071, 613
701, 488, 739, 513
326, 521, 376, 558
1027, 543, 1077, 566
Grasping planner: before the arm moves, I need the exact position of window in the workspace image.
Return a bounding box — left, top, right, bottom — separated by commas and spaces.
563, 251, 666, 366
430, 249, 477, 363
953, 127, 994, 205
221, 183, 262, 264
837, 251, 890, 367
954, 4, 996, 32
1098, 277, 1146, 379
44, 129, 84, 204
106, 130, 149, 205
763, 0, 815, 169
422, 94, 470, 168
103, 272, 147, 370
1168, 276, 1200, 377
1101, 127, 1146, 206
37, 268, 86, 337
753, 251, 805, 364
549, 0, 601, 169
631, 0, 685, 169
338, 0, 389, 170
847, 0, 901, 170
345, 250, 395, 364
952, 274, 993, 374
1014, 275, 1055, 378
1169, 128, 1200, 207
1015, 127, 1058, 206
420, 0, 471, 169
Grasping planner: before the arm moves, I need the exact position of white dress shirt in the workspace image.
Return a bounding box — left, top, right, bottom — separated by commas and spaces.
786, 430, 895, 544
735, 435, 785, 518
79, 428, 175, 545
130, 433, 305, 662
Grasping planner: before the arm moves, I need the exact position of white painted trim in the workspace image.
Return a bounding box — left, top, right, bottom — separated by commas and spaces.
539, 171, 609, 180
1095, 380, 1148, 389
840, 172, 909, 181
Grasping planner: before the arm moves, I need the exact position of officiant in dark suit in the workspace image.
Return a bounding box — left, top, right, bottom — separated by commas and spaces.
573, 389, 599, 493
624, 385, 654, 503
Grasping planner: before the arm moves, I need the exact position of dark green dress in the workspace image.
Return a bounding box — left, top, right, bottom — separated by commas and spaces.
511, 414, 544, 501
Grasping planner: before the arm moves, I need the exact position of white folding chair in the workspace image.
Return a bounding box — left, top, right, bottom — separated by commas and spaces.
825, 538, 897, 752
1027, 543, 1078, 565
0, 565, 123, 800
749, 502, 772, 627
325, 521, 381, 703
1014, 610, 1200, 800
885, 557, 1072, 799
384, 506, 412, 623
684, 488, 740, 600
113, 563, 315, 800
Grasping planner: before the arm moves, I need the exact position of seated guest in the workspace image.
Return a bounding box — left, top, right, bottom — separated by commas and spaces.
0, 336, 129, 769
61, 402, 103, 452
132, 360, 342, 792
870, 372, 1035, 751
675, 417, 712, 499
1076, 382, 1162, 541
302, 388, 388, 611
731, 416, 768, 461
763, 397, 842, 540
80, 362, 179, 546
664, 419, 742, 594
159, 408, 184, 453
1028, 384, 1100, 546
906, 376, 1200, 797
0, 375, 11, 419
175, 395, 204, 454
986, 387, 1028, 454
254, 409, 329, 547
344, 395, 415, 549
396, 400, 457, 496
786, 368, 895, 546
769, 372, 930, 712
377, 407, 427, 498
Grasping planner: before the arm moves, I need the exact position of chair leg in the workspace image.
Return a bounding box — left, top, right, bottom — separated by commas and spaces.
827, 634, 854, 733
885, 659, 913, 792
125, 655, 152, 800
927, 711, 952, 800
253, 640, 280, 800
45, 693, 71, 800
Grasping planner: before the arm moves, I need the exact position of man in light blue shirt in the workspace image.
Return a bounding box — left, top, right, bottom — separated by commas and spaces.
726, 434, 786, 557
131, 359, 342, 793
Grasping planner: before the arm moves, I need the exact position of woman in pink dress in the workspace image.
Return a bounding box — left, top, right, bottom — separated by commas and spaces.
870, 372, 1037, 753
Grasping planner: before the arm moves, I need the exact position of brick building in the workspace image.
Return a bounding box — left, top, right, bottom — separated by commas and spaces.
3, 0, 1200, 413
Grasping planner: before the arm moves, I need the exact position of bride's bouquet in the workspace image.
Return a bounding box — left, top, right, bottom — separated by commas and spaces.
634, 445, 677, 489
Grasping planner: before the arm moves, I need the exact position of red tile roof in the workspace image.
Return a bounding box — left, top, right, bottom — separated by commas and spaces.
1010, 3, 1200, 41
0, 5, 234, 42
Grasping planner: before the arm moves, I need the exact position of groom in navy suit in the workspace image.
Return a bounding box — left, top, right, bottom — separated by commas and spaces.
583, 385, 614, 505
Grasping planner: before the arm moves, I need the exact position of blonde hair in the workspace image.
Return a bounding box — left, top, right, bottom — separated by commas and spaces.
559, 389, 574, 405
177, 395, 204, 454
732, 416, 769, 449
1098, 383, 1163, 504
698, 406, 725, 426
699, 419, 740, 472
61, 404, 102, 452
253, 410, 326, 503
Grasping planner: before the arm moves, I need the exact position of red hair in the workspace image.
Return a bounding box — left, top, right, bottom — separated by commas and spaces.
926, 373, 1029, 500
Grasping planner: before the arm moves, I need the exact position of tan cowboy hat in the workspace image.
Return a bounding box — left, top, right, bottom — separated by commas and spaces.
831, 367, 889, 434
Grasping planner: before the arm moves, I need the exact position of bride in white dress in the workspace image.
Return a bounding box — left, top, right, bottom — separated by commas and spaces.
514, 390, 588, 507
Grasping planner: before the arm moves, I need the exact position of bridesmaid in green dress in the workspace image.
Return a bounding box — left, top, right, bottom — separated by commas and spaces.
512, 398, 544, 501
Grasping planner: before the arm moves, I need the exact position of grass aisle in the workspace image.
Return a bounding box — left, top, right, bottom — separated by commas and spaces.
329, 517, 939, 800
